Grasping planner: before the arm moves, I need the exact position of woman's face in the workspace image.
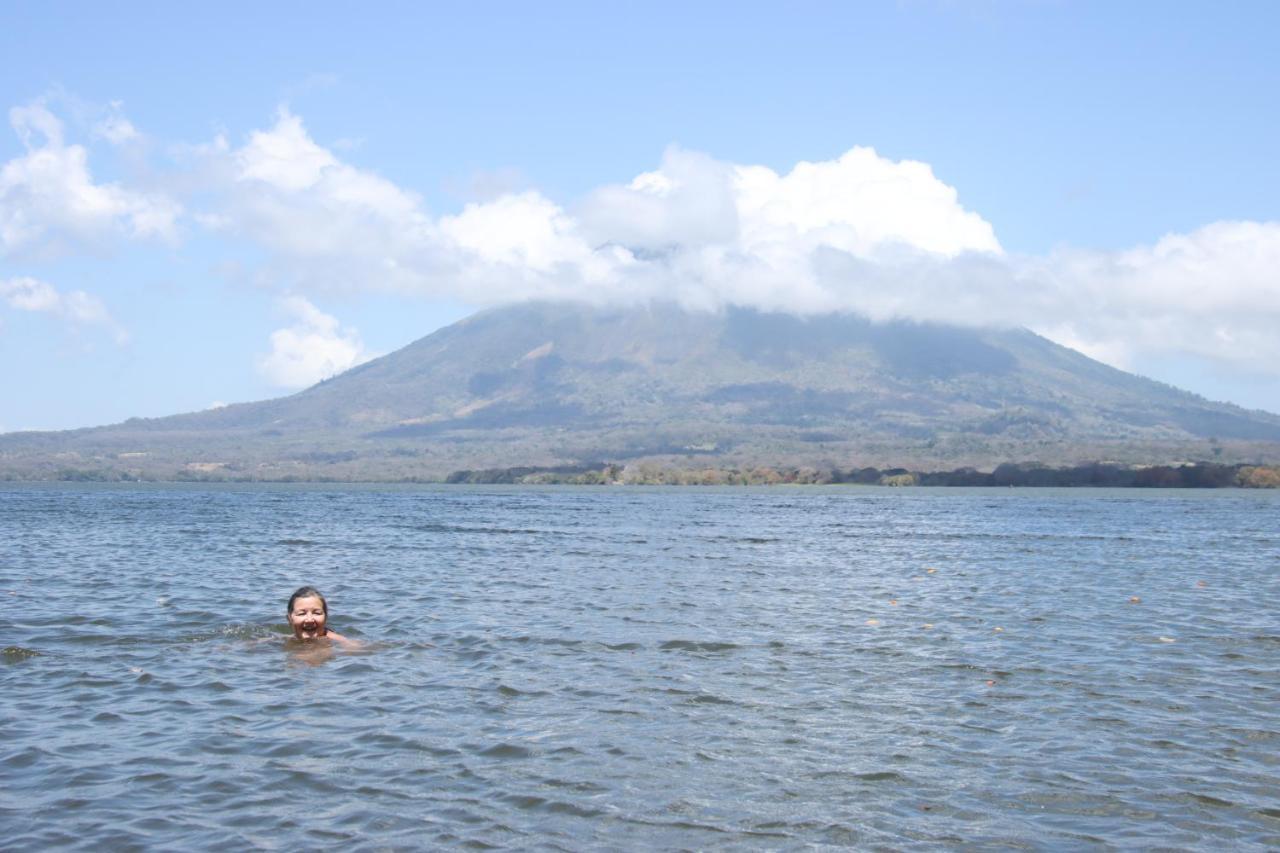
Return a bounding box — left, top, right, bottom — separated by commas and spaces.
288, 595, 327, 640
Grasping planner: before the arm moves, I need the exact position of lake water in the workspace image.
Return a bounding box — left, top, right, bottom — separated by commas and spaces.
1, 484, 1278, 850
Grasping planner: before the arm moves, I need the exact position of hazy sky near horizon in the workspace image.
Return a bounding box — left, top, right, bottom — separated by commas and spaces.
3, 1, 1279, 431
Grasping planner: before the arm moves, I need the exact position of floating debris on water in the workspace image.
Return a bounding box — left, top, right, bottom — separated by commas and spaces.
1158, 636, 1177, 643
1129, 596, 1142, 604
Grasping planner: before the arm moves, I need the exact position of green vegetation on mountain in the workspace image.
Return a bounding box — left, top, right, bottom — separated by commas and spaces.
3, 301, 1279, 481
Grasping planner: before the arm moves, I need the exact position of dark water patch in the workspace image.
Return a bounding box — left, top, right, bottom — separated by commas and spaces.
1180, 792, 1236, 808
702, 533, 781, 544
507, 634, 583, 648
659, 640, 741, 653
395, 520, 563, 537
496, 683, 550, 698
475, 743, 534, 759
3, 745, 51, 769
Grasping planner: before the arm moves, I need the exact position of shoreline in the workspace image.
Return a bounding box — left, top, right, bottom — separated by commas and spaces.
8, 460, 1279, 488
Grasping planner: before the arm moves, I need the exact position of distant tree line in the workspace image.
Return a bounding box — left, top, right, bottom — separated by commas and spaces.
12, 460, 1279, 488
443, 461, 1280, 488
444, 463, 624, 485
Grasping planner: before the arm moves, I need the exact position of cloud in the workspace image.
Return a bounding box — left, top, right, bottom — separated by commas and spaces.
1023, 221, 1280, 375
194, 111, 1280, 381
0, 276, 129, 343
200, 112, 1004, 308
579, 144, 1000, 261
235, 108, 339, 191
258, 295, 373, 388
439, 191, 613, 275
200, 108, 437, 292
741, 148, 1001, 259
0, 101, 179, 256
577, 146, 741, 251
91, 101, 140, 145
3, 98, 1273, 411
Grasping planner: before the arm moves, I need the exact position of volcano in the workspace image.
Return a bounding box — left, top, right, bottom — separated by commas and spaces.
4, 302, 1279, 480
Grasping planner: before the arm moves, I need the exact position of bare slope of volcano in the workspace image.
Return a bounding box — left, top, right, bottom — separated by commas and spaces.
5, 302, 1279, 479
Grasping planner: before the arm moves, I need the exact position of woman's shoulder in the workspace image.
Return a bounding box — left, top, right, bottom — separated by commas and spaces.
324, 630, 359, 647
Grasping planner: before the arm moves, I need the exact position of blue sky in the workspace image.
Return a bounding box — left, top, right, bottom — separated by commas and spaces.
3, 1, 1279, 431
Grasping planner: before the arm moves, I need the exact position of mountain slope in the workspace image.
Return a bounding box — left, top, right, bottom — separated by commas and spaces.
4, 302, 1279, 479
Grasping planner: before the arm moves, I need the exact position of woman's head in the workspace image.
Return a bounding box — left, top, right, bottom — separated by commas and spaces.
287, 586, 328, 640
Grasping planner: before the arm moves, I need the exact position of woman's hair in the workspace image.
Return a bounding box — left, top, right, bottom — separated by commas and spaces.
287, 586, 328, 615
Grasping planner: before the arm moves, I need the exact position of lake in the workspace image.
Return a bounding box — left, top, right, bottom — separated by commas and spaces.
2, 484, 1278, 849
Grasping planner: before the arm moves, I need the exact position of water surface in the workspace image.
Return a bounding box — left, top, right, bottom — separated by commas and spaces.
2, 484, 1278, 849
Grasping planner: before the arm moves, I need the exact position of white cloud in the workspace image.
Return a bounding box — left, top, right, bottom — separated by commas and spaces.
188, 108, 1280, 383
202, 108, 437, 292
441, 191, 586, 271
258, 295, 373, 388
578, 146, 741, 251
578, 144, 1000, 261
92, 101, 140, 145
4, 98, 1274, 406
0, 101, 179, 256
735, 147, 1002, 259
0, 276, 129, 343
202, 115, 1004, 309
1020, 221, 1280, 375
236, 108, 339, 191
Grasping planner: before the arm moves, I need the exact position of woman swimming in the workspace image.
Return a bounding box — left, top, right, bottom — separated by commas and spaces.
286, 586, 358, 646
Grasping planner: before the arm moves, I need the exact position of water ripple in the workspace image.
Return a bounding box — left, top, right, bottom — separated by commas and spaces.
1, 484, 1278, 849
